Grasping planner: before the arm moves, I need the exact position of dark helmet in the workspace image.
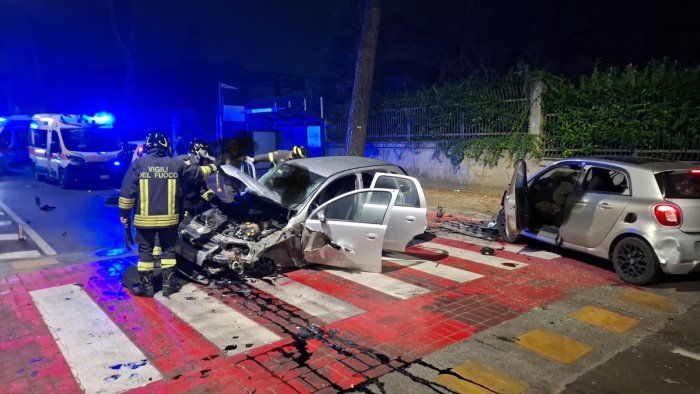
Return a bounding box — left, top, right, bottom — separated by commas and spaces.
144, 132, 171, 154
189, 140, 209, 156
291, 145, 307, 159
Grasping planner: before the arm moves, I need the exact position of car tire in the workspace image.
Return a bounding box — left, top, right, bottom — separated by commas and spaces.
497, 208, 521, 243
611, 237, 659, 286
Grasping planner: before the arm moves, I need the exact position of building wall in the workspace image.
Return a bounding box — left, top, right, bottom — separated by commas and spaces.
326, 142, 544, 193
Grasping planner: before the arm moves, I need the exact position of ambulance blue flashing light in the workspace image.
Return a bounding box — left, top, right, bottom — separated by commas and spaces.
0, 117, 6, 124
246, 107, 277, 114
92, 112, 115, 125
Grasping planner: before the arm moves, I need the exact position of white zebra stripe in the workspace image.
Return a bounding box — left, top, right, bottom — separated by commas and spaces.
438, 232, 562, 260
0, 250, 42, 260
324, 268, 430, 299
30, 284, 162, 393
417, 242, 528, 270
382, 251, 484, 283
0, 233, 20, 241
247, 276, 365, 323
156, 283, 281, 355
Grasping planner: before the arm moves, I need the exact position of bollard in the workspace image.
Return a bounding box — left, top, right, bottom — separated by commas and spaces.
18, 224, 26, 241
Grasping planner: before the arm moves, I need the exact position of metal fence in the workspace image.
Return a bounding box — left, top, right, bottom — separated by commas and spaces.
326, 86, 530, 144
542, 114, 700, 161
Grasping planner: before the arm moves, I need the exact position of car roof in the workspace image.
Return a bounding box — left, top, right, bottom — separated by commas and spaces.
286, 156, 404, 178
555, 156, 698, 172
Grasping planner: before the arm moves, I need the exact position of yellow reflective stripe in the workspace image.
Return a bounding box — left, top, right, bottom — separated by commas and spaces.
118, 197, 135, 209
152, 246, 162, 256
161, 258, 176, 269
140, 179, 149, 216
200, 165, 212, 177
133, 214, 179, 227
269, 152, 274, 162
168, 179, 176, 216
201, 190, 215, 201
137, 261, 155, 271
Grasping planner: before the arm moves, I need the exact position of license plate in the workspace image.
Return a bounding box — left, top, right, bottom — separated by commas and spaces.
100, 175, 110, 179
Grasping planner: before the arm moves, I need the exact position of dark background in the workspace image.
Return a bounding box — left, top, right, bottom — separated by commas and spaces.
2, 0, 699, 137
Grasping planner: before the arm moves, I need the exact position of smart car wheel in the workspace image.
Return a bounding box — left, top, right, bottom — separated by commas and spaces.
611, 237, 659, 286
497, 208, 521, 243
58, 169, 70, 189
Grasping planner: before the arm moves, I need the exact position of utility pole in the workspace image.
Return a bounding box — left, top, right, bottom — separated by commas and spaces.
345, 0, 382, 157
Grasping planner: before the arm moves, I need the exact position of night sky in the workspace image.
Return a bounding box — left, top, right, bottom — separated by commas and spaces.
2, 0, 699, 134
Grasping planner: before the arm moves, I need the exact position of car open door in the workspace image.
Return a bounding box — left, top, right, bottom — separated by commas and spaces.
302, 188, 398, 273
504, 160, 529, 238
369, 173, 427, 251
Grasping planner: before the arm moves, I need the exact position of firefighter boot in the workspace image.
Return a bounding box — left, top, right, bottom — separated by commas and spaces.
162, 267, 182, 297
133, 270, 154, 298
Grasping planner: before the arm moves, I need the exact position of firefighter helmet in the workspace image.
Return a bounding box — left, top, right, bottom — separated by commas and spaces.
291, 145, 307, 159
189, 140, 209, 156
144, 132, 171, 154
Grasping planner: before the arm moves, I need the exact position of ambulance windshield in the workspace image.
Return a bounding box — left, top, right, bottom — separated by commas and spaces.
62, 128, 122, 152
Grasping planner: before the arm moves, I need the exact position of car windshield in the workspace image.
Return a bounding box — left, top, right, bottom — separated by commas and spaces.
258, 163, 326, 209
62, 128, 122, 152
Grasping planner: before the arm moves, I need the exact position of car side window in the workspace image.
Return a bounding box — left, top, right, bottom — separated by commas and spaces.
311, 174, 357, 208
583, 167, 629, 194
31, 129, 47, 148
373, 176, 420, 207
312, 190, 392, 224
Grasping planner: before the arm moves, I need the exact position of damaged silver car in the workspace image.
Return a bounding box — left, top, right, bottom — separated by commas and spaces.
175, 156, 427, 281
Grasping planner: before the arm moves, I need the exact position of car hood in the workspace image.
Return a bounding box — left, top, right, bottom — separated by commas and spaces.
219, 164, 284, 207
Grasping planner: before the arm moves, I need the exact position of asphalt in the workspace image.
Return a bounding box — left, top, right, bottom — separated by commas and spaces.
351, 245, 700, 394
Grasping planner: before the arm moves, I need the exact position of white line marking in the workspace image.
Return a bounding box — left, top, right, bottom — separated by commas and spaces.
416, 242, 528, 270
156, 283, 281, 355
672, 347, 700, 361
0, 200, 56, 255
0, 250, 42, 260
324, 269, 430, 299
436, 232, 562, 259
30, 284, 162, 393
0, 220, 11, 226
248, 276, 365, 323
383, 251, 484, 283
0, 233, 20, 241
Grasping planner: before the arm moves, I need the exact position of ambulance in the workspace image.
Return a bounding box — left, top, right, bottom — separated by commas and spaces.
28, 113, 125, 188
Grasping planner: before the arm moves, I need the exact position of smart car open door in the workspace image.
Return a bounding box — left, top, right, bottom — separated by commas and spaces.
504, 160, 529, 239
303, 189, 398, 273
369, 173, 427, 251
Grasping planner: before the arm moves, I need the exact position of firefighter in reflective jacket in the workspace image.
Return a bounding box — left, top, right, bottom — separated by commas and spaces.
119, 132, 216, 297
179, 140, 222, 217
244, 145, 307, 165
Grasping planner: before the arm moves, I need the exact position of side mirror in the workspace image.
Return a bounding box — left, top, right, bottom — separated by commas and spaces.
317, 209, 326, 223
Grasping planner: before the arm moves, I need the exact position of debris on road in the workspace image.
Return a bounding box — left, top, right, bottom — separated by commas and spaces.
35, 197, 56, 211
439, 219, 500, 241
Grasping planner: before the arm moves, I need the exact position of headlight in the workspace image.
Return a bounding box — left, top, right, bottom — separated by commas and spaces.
66, 155, 85, 166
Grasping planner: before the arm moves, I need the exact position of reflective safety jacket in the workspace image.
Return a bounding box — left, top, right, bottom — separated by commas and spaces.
118, 151, 214, 228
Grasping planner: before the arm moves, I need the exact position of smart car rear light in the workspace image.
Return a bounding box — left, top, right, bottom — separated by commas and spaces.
690, 169, 700, 175
654, 204, 681, 226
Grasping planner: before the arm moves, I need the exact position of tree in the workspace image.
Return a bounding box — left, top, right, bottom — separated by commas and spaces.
345, 0, 382, 156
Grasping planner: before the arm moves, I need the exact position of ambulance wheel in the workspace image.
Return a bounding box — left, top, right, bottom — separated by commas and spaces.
58, 169, 71, 189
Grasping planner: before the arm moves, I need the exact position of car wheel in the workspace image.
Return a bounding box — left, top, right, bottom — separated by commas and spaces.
611, 237, 659, 285
497, 208, 521, 243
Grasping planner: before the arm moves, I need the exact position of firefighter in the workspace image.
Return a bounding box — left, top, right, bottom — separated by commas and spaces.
180, 140, 223, 217
244, 145, 307, 165
216, 139, 246, 202
119, 132, 217, 297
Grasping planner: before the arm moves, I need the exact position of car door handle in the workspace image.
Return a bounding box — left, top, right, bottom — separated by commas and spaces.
366, 233, 377, 240
405, 215, 416, 222
598, 203, 614, 209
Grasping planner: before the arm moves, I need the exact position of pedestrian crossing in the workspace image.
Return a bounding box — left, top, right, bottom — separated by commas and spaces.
0, 201, 55, 261
14, 236, 552, 393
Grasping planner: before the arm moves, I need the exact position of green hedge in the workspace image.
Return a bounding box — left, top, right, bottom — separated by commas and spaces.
543, 60, 700, 157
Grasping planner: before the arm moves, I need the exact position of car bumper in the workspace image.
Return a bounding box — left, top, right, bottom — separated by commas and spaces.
648, 230, 700, 275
